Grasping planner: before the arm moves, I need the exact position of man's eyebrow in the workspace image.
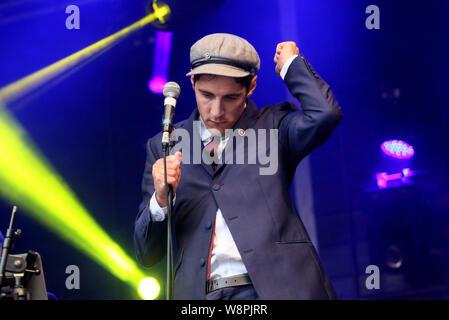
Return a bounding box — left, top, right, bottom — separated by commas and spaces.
198, 89, 243, 97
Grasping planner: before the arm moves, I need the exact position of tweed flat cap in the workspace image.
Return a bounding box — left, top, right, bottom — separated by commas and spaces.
186, 33, 260, 77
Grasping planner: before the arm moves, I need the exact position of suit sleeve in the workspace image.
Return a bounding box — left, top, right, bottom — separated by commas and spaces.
279, 55, 343, 166
134, 138, 167, 267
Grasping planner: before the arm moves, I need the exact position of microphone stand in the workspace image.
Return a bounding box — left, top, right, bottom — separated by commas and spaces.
160, 81, 179, 300
0, 206, 19, 287
162, 139, 174, 300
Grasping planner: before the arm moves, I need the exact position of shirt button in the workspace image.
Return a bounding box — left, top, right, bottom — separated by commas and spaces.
212, 183, 221, 191
152, 212, 165, 222
199, 258, 205, 267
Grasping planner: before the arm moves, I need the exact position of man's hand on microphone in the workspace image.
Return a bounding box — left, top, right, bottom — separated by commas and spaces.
153, 151, 182, 208
274, 41, 300, 77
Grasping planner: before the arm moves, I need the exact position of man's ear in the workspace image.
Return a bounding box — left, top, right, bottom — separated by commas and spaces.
246, 75, 258, 98
190, 75, 195, 89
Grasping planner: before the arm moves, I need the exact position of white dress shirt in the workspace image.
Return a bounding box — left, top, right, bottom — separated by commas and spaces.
148, 56, 298, 279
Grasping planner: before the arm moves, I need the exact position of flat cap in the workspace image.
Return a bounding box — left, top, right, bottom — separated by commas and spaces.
186, 33, 260, 77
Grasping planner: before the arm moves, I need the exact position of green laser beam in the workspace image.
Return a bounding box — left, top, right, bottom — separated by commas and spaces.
0, 6, 170, 298
0, 106, 157, 296
0, 4, 170, 106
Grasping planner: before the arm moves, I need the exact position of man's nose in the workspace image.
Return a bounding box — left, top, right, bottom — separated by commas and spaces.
210, 99, 224, 118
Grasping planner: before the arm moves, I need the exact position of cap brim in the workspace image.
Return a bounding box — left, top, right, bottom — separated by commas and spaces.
186, 63, 251, 77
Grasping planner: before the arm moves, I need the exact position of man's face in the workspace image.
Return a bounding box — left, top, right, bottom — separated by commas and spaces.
191, 74, 257, 136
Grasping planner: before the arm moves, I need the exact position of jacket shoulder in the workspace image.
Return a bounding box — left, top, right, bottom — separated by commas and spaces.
257, 102, 300, 127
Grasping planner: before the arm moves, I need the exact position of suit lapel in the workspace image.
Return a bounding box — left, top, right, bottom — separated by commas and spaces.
217, 100, 259, 172
176, 108, 215, 177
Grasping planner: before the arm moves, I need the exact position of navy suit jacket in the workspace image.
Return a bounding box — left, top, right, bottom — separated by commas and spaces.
134, 56, 342, 299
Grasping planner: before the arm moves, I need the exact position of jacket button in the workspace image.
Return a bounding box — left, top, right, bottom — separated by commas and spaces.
199, 258, 205, 267
212, 183, 221, 191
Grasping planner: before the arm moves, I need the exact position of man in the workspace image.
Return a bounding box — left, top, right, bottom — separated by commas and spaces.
134, 33, 342, 300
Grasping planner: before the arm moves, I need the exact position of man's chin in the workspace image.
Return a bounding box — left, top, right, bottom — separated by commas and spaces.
206, 121, 228, 135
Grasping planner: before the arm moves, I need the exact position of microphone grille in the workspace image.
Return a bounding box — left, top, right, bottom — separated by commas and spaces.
163, 82, 181, 99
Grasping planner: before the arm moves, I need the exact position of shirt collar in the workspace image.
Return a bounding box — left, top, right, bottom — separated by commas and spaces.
199, 116, 212, 143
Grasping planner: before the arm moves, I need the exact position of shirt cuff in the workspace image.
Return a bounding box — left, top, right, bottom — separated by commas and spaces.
149, 192, 176, 222
280, 55, 299, 80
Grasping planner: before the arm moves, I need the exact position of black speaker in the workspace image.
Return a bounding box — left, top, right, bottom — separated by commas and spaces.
362, 184, 440, 296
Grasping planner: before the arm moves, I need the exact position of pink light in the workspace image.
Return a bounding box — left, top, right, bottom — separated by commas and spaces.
376, 172, 388, 188
381, 140, 415, 159
148, 77, 167, 94
376, 168, 414, 189
148, 31, 173, 95
388, 173, 402, 180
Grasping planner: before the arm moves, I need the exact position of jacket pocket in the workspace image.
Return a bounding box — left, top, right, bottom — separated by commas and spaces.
275, 240, 312, 245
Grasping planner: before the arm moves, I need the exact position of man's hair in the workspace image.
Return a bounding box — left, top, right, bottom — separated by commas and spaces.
193, 74, 254, 91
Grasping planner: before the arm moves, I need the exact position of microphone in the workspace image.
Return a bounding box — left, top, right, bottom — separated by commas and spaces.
160, 83, 180, 300
161, 82, 181, 150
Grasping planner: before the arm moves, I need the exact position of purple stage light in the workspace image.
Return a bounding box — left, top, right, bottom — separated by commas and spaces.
148, 76, 166, 94
376, 168, 414, 189
148, 31, 173, 94
381, 140, 415, 159
376, 172, 388, 188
